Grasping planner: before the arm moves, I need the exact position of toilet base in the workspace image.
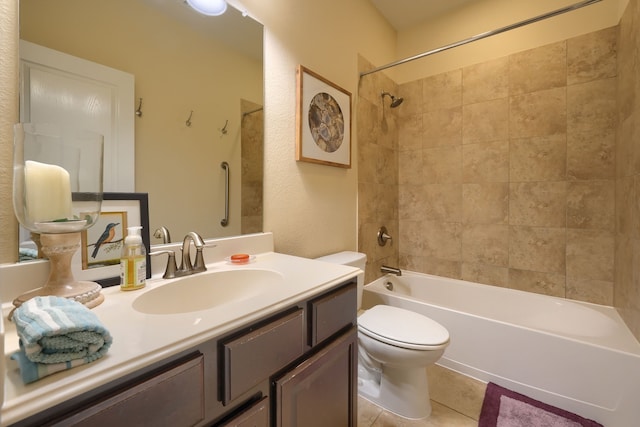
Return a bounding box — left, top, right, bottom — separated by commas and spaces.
358, 363, 432, 420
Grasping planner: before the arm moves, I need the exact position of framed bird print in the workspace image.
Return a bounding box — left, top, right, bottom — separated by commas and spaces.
76, 192, 150, 287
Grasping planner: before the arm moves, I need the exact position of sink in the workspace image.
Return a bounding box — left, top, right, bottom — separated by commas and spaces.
132, 269, 285, 315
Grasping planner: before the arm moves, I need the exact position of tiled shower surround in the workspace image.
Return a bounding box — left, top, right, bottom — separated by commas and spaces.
358, 0, 640, 341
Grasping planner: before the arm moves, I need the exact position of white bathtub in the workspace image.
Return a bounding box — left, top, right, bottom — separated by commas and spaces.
362, 271, 640, 427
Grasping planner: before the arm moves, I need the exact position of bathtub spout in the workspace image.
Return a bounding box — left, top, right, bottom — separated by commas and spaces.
381, 265, 402, 276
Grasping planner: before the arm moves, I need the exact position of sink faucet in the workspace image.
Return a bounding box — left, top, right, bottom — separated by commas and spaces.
153, 226, 172, 244
176, 232, 207, 277
381, 265, 402, 276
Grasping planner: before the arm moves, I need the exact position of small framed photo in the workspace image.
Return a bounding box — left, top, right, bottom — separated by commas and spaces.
296, 65, 352, 168
74, 192, 151, 287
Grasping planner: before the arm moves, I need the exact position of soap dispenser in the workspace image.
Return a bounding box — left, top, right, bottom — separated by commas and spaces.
120, 226, 147, 291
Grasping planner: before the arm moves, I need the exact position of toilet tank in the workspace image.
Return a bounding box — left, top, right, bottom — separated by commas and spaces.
315, 251, 366, 309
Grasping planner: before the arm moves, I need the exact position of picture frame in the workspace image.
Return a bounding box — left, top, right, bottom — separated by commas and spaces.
74, 192, 151, 287
296, 65, 352, 168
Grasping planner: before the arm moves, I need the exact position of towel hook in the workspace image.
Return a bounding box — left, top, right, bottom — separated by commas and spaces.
219, 119, 228, 137
135, 98, 143, 117
186, 110, 194, 127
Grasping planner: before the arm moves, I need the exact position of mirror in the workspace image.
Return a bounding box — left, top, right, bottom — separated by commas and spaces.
18, 0, 264, 253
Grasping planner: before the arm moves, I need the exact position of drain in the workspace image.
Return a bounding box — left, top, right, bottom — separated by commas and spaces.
384, 281, 394, 291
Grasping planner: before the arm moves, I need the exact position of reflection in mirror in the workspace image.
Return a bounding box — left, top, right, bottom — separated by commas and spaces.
18, 0, 264, 255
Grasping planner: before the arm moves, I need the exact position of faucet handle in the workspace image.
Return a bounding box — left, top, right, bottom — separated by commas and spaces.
193, 248, 207, 273
150, 250, 177, 279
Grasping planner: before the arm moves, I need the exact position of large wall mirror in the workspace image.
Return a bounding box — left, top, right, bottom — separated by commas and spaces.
18, 0, 264, 250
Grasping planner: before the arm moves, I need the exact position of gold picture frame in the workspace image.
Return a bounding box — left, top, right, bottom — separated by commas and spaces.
296, 65, 352, 168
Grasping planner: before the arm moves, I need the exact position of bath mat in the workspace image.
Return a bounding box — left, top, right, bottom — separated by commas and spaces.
478, 383, 603, 427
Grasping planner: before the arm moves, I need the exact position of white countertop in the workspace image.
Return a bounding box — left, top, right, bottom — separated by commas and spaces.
1, 250, 360, 426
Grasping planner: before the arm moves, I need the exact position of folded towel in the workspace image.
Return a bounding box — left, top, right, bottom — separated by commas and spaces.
11, 296, 113, 383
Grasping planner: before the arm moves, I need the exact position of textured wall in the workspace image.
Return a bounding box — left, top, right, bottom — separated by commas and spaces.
357, 56, 400, 283
395, 28, 618, 305
615, 0, 640, 340
0, 0, 18, 263
358, 27, 621, 306
235, 0, 397, 258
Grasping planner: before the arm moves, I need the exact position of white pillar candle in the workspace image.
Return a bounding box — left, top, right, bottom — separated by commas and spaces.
25, 160, 73, 223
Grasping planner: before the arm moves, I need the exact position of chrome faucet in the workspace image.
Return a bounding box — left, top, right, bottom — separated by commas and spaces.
381, 265, 402, 276
176, 232, 207, 277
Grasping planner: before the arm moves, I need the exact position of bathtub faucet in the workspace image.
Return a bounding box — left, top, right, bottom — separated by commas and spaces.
381, 265, 402, 276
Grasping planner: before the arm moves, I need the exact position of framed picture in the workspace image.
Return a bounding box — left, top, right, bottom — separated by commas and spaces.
74, 192, 151, 287
296, 65, 352, 168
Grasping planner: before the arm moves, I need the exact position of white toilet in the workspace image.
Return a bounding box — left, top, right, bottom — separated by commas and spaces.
316, 251, 450, 420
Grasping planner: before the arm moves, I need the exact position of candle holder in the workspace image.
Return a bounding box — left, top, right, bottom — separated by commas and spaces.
12, 123, 105, 310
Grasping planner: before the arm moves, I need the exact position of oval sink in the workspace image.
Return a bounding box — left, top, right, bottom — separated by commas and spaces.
132, 269, 285, 315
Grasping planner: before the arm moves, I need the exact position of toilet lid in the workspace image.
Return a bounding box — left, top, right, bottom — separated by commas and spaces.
358, 305, 449, 350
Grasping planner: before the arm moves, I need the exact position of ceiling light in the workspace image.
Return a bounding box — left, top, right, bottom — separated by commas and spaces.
186, 0, 227, 16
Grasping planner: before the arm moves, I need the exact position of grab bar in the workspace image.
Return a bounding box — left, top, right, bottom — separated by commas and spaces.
220, 161, 229, 227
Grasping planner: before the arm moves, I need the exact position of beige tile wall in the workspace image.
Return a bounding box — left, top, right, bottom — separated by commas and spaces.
392, 27, 618, 305
358, 0, 640, 341
615, 0, 640, 340
357, 56, 400, 283
358, 26, 619, 305
241, 100, 264, 234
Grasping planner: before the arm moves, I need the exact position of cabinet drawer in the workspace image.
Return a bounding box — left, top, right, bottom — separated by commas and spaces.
222, 309, 304, 403
219, 396, 269, 427
309, 281, 356, 346
56, 353, 204, 427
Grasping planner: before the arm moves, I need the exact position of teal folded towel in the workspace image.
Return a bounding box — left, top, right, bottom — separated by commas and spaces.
11, 296, 113, 384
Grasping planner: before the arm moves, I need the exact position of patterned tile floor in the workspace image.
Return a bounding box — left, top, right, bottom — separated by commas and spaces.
358, 396, 477, 427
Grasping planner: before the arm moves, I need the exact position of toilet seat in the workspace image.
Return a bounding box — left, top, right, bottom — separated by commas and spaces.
358, 305, 449, 350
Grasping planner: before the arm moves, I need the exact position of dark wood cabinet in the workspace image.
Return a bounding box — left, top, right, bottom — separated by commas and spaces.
218, 396, 269, 427
11, 279, 357, 427
222, 309, 305, 403
44, 353, 205, 427
274, 327, 357, 427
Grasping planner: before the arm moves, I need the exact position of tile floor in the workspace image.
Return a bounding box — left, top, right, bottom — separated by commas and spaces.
358, 396, 477, 427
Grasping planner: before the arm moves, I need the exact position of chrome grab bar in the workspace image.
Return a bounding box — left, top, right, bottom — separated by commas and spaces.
221, 161, 229, 227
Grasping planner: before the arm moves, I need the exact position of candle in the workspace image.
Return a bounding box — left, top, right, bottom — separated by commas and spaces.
24, 160, 72, 223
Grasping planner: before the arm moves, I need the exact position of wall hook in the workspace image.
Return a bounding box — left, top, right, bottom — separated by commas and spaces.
219, 119, 228, 137
186, 110, 193, 127
135, 98, 143, 117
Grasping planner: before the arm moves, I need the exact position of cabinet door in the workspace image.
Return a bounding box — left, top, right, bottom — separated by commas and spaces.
274, 327, 357, 427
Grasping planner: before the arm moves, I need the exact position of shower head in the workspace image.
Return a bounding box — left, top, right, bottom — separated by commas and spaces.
381, 91, 403, 108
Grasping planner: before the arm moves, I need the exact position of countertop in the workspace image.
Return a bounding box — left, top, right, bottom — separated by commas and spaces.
1, 250, 360, 426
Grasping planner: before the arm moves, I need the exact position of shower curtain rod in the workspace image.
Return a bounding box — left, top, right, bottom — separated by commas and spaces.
360, 0, 602, 77
242, 107, 263, 117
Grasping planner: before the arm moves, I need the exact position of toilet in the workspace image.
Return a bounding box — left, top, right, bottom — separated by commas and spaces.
316, 251, 450, 420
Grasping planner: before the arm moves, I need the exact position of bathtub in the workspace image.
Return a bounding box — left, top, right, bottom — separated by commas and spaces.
362, 271, 640, 427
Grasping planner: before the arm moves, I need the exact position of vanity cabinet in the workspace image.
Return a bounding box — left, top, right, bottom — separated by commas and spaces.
9, 279, 357, 427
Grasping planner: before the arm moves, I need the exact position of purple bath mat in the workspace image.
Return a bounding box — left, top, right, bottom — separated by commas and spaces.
478, 383, 603, 427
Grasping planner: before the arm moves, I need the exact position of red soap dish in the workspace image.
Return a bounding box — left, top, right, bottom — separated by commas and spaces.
226, 253, 254, 264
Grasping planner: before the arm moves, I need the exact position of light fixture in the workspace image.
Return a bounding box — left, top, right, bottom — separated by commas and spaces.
186, 0, 227, 16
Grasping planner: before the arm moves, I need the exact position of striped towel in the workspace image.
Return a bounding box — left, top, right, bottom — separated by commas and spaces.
11, 296, 113, 384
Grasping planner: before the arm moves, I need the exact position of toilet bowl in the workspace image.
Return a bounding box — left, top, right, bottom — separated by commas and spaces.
315, 252, 450, 420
